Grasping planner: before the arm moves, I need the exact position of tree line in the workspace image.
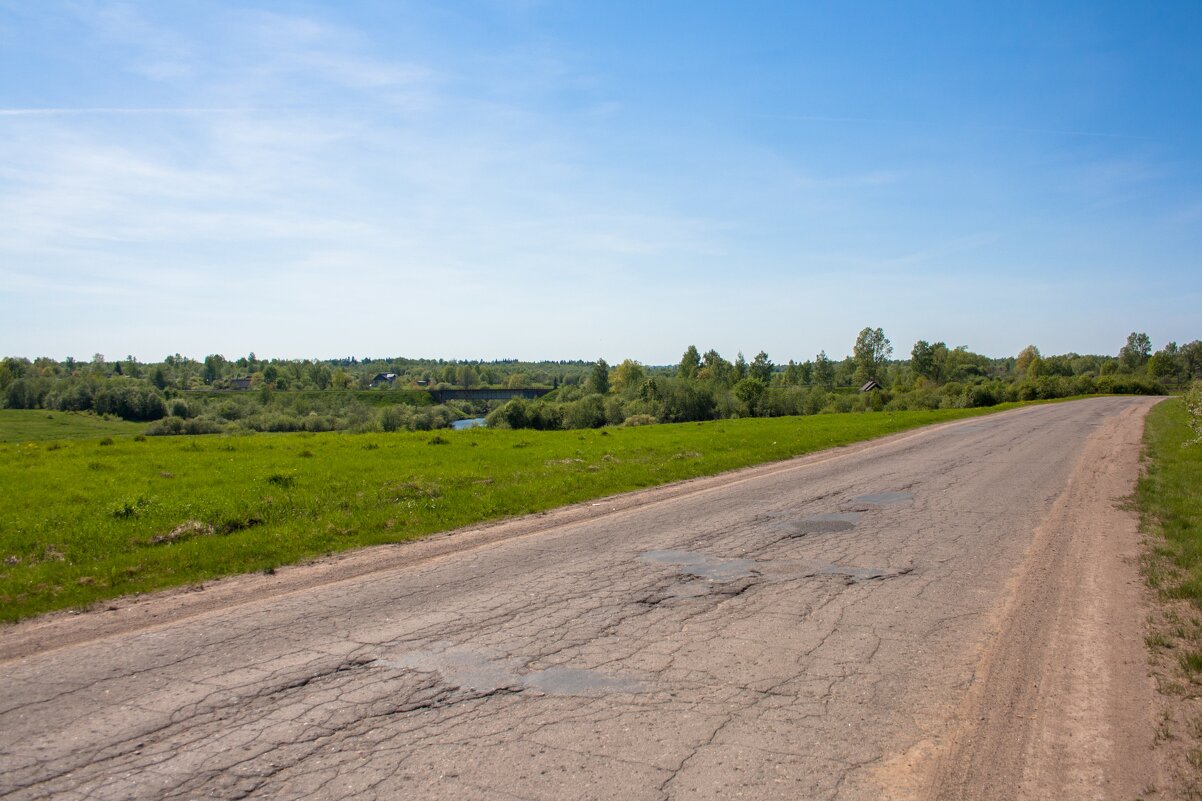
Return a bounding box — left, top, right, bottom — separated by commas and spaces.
1, 329, 1193, 434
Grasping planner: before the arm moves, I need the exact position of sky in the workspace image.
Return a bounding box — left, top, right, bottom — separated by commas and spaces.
1, 1, 1199, 364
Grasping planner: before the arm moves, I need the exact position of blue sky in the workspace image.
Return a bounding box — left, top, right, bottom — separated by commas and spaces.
1, 1, 1199, 364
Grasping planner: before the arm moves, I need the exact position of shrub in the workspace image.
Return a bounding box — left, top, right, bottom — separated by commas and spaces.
93, 384, 167, 421
379, 405, 407, 432
145, 416, 185, 436
563, 394, 606, 429
623, 414, 657, 426
168, 398, 192, 418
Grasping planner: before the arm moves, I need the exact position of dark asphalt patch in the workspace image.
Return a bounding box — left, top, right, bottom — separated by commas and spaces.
639, 549, 759, 581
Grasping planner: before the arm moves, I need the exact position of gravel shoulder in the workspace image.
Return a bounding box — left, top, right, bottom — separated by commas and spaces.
890, 398, 1162, 800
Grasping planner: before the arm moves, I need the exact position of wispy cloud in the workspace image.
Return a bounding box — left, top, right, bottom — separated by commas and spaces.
750, 112, 1135, 140
69, 1, 198, 80
0, 107, 251, 116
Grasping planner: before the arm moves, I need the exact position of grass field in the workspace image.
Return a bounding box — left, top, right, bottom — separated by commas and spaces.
0, 410, 147, 443
1, 402, 1035, 622
1137, 393, 1202, 793
1139, 397, 1202, 673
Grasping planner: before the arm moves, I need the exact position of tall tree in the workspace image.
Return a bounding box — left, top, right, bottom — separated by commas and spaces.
853, 327, 893, 385
1119, 332, 1152, 370
784, 360, 802, 386
1181, 341, 1202, 380
612, 359, 646, 396
749, 351, 773, 383
813, 351, 836, 390
911, 340, 948, 382
1015, 345, 1041, 374
202, 354, 227, 385
733, 352, 748, 381
679, 346, 701, 379
700, 350, 731, 384
588, 359, 610, 394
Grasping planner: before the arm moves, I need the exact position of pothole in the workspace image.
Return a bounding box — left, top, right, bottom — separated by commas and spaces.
777, 512, 862, 536
639, 549, 759, 581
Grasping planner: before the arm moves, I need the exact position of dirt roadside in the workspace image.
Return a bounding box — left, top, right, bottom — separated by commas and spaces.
884, 398, 1164, 800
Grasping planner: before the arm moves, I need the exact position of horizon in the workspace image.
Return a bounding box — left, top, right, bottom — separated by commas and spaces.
2, 2, 1200, 362
3, 337, 1154, 367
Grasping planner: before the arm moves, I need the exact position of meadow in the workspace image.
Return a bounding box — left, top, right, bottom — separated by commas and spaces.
2, 403, 1030, 622
0, 409, 146, 443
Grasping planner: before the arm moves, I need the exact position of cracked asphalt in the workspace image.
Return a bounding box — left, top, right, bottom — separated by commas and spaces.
0, 397, 1159, 800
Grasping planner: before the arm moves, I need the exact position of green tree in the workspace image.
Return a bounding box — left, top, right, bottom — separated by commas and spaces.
1015, 345, 1041, 374
1148, 343, 1180, 384
911, 340, 946, 382
852, 327, 892, 385
456, 364, 479, 388
1119, 332, 1152, 370
699, 350, 731, 384
612, 359, 646, 396
1181, 341, 1202, 380
784, 360, 802, 386
309, 363, 332, 390
202, 354, 226, 385
732, 377, 766, 416
588, 359, 610, 394
749, 351, 773, 383
733, 352, 748, 381
813, 351, 836, 390
679, 345, 701, 379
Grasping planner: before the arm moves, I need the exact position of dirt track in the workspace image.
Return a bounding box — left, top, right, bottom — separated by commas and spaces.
0, 397, 1161, 800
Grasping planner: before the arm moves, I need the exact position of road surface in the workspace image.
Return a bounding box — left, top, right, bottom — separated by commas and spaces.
0, 397, 1160, 800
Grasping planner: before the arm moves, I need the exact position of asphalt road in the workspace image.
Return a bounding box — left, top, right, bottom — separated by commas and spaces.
0, 397, 1159, 800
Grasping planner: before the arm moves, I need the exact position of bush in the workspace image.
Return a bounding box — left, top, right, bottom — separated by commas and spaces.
168, 398, 192, 418
623, 414, 657, 426
562, 395, 606, 429
93, 384, 167, 421
145, 415, 225, 436
379, 405, 408, 432
1185, 381, 1202, 445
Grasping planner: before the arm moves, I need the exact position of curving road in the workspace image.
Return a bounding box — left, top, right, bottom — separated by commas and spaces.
0, 397, 1159, 800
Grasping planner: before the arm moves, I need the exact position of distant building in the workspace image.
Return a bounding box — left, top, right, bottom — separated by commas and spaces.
230, 377, 252, 390
370, 372, 398, 388
859, 380, 882, 393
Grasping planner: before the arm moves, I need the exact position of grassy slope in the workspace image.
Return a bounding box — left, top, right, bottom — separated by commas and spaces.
1137, 396, 1202, 794
0, 410, 146, 443
1140, 399, 1202, 665
0, 402, 1031, 622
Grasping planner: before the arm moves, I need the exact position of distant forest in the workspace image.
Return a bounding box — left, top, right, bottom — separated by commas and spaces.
1, 329, 1194, 434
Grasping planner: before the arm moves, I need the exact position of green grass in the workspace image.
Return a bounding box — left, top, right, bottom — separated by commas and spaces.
0, 410, 147, 443
0, 402, 1030, 622
1140, 398, 1202, 622
1138, 385, 1202, 800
